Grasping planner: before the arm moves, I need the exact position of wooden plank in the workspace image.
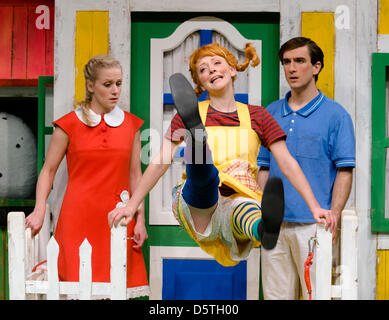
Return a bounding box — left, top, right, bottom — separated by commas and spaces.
75, 11, 93, 103
377, 250, 389, 299
129, 0, 279, 12
74, 11, 109, 102
340, 210, 358, 299
0, 6, 13, 78
25, 228, 34, 277
110, 219, 127, 300
0, 79, 38, 86
79, 239, 92, 300
92, 11, 109, 56
37, 203, 51, 263
314, 223, 332, 300
46, 237, 59, 299
12, 6, 28, 79
7, 212, 26, 300
379, 0, 389, 34
26, 280, 111, 296
301, 12, 335, 99
45, 4, 55, 76
27, 4, 46, 79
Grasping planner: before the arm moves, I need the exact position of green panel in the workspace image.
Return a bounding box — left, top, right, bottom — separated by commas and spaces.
0, 227, 8, 300
38, 76, 54, 175
371, 53, 389, 232
130, 13, 280, 277
0, 199, 35, 207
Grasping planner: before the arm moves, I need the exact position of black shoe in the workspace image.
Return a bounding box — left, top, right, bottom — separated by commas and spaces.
258, 177, 284, 250
169, 73, 207, 163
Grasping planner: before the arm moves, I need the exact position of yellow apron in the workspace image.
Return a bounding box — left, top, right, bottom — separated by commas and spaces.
177, 100, 263, 266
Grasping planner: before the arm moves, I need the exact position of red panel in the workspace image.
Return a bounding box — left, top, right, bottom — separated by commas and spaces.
26, 4, 46, 79
0, 0, 50, 5
0, 7, 13, 78
45, 5, 54, 76
12, 6, 28, 79
0, 79, 38, 87
0, 2, 54, 81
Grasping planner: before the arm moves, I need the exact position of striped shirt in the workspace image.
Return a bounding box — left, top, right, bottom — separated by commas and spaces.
165, 104, 286, 149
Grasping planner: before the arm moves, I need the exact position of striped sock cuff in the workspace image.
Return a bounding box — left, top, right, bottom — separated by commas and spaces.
231, 202, 262, 241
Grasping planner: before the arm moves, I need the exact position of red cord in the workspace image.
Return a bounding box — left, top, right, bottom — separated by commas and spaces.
304, 252, 314, 300
31, 260, 47, 273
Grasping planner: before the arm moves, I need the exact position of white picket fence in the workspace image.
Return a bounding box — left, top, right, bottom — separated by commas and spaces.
314, 209, 358, 299
7, 209, 128, 300
7, 207, 358, 300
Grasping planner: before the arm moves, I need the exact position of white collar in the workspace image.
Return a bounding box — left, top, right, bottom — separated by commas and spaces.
74, 105, 124, 127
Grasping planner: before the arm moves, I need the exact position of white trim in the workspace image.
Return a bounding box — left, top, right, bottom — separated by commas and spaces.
149, 246, 260, 300
378, 34, 389, 53
149, 16, 262, 225
129, 0, 279, 12
355, 0, 377, 300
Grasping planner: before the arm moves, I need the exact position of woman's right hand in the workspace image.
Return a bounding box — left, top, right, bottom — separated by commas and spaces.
25, 209, 45, 237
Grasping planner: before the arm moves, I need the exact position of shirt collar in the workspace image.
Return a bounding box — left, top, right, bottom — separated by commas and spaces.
74, 105, 124, 127
282, 90, 325, 117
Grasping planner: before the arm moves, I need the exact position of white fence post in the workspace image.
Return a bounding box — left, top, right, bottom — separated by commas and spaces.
37, 203, 52, 263
7, 212, 26, 300
340, 209, 358, 299
8, 212, 128, 300
110, 219, 127, 300
25, 227, 34, 277
46, 237, 60, 300
79, 239, 92, 300
314, 223, 332, 300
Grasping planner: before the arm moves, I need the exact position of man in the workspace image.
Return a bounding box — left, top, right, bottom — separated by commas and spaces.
257, 37, 355, 300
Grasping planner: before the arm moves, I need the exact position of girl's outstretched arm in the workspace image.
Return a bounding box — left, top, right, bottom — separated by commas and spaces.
108, 138, 180, 227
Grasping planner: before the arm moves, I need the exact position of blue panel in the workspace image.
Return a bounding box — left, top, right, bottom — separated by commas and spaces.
198, 91, 208, 102
200, 30, 213, 46
164, 93, 175, 105
234, 94, 249, 104
162, 259, 247, 300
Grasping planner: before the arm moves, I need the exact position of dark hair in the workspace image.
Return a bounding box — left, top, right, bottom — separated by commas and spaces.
278, 37, 324, 82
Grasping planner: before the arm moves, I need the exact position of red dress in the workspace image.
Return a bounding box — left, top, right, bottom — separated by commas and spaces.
53, 107, 149, 298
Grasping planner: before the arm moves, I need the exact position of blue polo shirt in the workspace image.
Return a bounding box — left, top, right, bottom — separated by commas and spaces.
257, 90, 355, 223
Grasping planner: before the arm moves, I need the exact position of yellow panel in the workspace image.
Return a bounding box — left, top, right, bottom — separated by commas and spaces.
301, 12, 334, 99
379, 0, 389, 34
75, 11, 109, 103
377, 250, 389, 299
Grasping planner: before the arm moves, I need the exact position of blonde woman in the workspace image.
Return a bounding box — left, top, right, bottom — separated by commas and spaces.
26, 55, 149, 298
109, 43, 334, 267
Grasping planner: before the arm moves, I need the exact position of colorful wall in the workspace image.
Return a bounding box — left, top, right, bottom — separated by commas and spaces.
1, 0, 389, 299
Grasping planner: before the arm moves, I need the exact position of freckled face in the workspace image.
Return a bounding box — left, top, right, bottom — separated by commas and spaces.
282, 46, 321, 92
196, 55, 236, 94
87, 67, 122, 113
